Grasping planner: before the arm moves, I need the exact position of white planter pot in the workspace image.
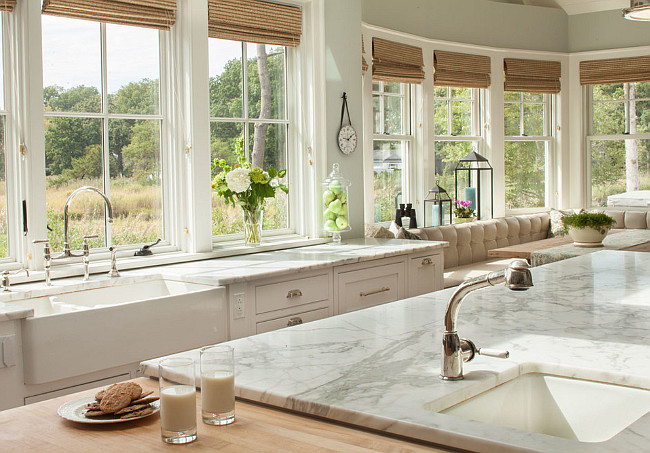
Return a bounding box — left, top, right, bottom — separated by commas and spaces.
567, 226, 609, 247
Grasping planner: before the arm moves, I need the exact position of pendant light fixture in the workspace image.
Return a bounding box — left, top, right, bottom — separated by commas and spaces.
623, 0, 650, 21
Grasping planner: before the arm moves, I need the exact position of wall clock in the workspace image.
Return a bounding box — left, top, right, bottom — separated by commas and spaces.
337, 92, 357, 155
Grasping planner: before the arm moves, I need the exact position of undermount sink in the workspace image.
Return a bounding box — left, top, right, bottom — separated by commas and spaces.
19, 276, 228, 385
438, 373, 650, 443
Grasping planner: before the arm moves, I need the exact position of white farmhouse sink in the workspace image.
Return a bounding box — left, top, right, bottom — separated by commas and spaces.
20, 276, 227, 385
439, 373, 650, 442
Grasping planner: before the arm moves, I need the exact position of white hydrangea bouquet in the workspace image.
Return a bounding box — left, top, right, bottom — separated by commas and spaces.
211, 144, 287, 244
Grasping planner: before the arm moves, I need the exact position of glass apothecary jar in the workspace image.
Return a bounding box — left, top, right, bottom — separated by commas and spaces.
322, 163, 350, 243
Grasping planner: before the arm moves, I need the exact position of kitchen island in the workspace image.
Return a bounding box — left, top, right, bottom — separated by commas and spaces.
141, 250, 650, 453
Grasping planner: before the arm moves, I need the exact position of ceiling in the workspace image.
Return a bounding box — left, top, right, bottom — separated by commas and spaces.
487, 0, 630, 15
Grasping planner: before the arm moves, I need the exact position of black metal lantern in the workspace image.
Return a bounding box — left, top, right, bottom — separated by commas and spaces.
424, 182, 453, 227
454, 151, 493, 220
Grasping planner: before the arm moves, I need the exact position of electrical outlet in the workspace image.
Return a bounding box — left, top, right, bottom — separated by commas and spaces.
232, 293, 245, 319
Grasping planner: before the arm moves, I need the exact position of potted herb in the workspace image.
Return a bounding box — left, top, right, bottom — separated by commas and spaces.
453, 200, 475, 223
562, 212, 615, 247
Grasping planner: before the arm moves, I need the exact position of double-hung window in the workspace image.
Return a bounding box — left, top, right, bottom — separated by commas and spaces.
0, 14, 11, 260
503, 92, 552, 210
587, 82, 650, 206
41, 15, 165, 252
433, 86, 483, 195
209, 40, 289, 238
372, 81, 412, 223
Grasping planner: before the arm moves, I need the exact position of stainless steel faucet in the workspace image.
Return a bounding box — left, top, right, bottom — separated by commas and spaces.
440, 259, 533, 381
1, 269, 29, 292
62, 186, 114, 258
32, 239, 52, 285
108, 246, 120, 278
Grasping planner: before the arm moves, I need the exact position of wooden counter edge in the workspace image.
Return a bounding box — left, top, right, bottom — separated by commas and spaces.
0, 377, 467, 453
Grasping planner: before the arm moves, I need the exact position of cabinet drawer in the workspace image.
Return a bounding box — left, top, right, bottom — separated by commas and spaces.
338, 262, 404, 314
255, 273, 330, 315
256, 307, 330, 334
408, 253, 443, 297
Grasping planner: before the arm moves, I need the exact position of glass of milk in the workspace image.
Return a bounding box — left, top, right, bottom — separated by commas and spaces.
159, 357, 197, 444
200, 344, 235, 425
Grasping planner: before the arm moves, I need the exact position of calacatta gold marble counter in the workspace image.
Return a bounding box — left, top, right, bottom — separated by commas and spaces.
142, 250, 650, 453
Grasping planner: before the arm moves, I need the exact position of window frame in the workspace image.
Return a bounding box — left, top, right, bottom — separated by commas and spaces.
371, 80, 414, 224
503, 91, 555, 212
39, 17, 172, 256
585, 82, 650, 207
209, 40, 294, 243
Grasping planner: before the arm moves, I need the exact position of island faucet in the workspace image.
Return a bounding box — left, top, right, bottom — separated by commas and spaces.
440, 259, 533, 381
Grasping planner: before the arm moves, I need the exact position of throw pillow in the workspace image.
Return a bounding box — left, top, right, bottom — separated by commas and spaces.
548, 209, 572, 237
389, 221, 401, 237
395, 227, 422, 240
364, 224, 395, 239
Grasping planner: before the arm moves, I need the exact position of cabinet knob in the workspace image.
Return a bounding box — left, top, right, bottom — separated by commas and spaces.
286, 289, 303, 298
421, 258, 433, 266
287, 316, 303, 327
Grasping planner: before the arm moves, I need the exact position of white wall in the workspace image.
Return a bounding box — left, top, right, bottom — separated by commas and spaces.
568, 10, 650, 53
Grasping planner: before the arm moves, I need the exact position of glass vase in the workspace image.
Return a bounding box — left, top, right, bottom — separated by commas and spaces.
242, 208, 263, 246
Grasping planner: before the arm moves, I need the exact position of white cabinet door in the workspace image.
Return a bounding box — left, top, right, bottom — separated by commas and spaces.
336, 260, 405, 314
408, 252, 444, 297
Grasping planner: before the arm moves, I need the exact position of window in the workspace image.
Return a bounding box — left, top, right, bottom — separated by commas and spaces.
0, 17, 9, 259
587, 82, 650, 207
41, 16, 164, 251
209, 39, 289, 238
433, 86, 483, 199
372, 81, 412, 223
503, 92, 552, 210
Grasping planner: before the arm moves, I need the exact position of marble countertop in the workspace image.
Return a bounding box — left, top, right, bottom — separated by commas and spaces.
141, 250, 650, 453
0, 238, 446, 321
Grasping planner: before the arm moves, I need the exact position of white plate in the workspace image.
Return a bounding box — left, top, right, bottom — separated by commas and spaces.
58, 396, 160, 424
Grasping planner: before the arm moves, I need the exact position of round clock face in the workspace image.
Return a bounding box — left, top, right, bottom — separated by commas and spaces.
338, 125, 358, 155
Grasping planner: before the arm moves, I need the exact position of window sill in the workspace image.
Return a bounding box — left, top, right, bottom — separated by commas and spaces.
16, 235, 329, 286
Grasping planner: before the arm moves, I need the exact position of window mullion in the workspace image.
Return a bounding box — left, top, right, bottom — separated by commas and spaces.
242, 42, 249, 158
100, 22, 111, 247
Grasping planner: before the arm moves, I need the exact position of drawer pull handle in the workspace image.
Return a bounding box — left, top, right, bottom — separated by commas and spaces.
360, 287, 391, 297
421, 258, 433, 266
286, 289, 303, 298
287, 316, 303, 327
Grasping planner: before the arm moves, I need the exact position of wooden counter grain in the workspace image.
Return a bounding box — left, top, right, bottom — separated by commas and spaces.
0, 378, 463, 453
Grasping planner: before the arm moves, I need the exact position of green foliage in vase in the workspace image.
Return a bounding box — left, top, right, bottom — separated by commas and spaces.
211, 136, 288, 212
562, 212, 615, 231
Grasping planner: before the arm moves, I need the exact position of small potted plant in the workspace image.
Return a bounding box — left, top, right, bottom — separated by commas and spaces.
453, 200, 475, 223
561, 212, 615, 247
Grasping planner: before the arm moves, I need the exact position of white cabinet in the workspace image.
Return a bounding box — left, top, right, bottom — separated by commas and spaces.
335, 257, 406, 314
408, 252, 444, 297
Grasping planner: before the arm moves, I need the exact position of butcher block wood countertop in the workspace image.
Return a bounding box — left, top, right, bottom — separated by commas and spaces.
0, 378, 461, 453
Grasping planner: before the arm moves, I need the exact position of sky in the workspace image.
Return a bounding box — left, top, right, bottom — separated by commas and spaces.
41, 15, 244, 95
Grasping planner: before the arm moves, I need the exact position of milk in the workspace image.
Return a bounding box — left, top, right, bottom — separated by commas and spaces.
201, 371, 235, 414
160, 385, 196, 432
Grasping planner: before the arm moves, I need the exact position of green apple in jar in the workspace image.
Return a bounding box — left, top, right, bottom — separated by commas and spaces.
328, 180, 343, 195
328, 198, 342, 214
323, 209, 336, 221
322, 190, 335, 206
338, 202, 348, 216
335, 216, 348, 230
324, 219, 338, 231
337, 191, 347, 203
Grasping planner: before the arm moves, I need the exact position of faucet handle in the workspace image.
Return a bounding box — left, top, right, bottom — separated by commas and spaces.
477, 348, 510, 359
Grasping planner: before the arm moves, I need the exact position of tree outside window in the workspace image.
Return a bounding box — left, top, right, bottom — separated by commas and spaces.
209, 40, 288, 237
42, 16, 163, 252
503, 92, 550, 210
589, 82, 650, 207
372, 81, 411, 223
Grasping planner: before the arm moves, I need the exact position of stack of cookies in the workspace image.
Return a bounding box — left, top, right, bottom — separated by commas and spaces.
84, 381, 159, 419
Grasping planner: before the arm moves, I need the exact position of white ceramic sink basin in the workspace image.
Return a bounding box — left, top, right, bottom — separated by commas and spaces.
440, 373, 650, 442
20, 276, 228, 385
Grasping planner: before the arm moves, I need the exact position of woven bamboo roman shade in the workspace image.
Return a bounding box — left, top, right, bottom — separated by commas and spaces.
362, 36, 368, 76
372, 38, 425, 84
41, 0, 176, 30
0, 1, 16, 12
580, 56, 650, 85
434, 50, 491, 89
503, 58, 561, 94
208, 0, 302, 47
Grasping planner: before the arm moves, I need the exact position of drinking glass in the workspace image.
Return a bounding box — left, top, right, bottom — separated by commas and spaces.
200, 345, 235, 425
159, 357, 197, 444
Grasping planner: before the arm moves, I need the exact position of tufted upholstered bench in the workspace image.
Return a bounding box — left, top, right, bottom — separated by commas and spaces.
410, 213, 550, 288
604, 209, 650, 230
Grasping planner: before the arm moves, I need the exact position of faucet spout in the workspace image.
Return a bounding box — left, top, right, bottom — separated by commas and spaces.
62, 186, 114, 257
441, 259, 533, 380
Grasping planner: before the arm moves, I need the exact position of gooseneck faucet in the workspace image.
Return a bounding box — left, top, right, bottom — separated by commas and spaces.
62, 186, 114, 258
440, 259, 533, 381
